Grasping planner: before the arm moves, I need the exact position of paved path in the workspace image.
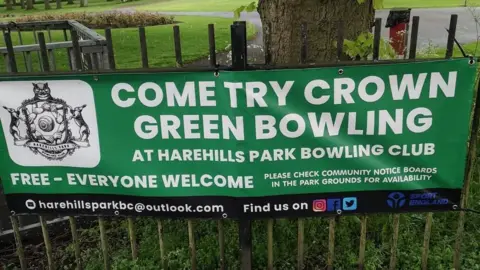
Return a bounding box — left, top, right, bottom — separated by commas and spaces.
161, 7, 480, 49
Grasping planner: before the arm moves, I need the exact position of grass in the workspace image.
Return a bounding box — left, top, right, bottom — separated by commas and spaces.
0, 15, 257, 72
0, 0, 161, 16
136, 0, 480, 12
0, 0, 479, 16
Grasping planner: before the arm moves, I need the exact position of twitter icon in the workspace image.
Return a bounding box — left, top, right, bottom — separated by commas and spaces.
342, 197, 357, 211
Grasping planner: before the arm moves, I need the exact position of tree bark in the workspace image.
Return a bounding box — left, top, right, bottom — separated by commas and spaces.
67, 0, 73, 5
258, 0, 374, 64
79, 0, 87, 7
56, 0, 61, 8
44, 0, 50, 9
25, 0, 33, 9
5, 0, 13, 10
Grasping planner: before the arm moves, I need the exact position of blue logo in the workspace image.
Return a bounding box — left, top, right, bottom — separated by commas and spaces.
327, 198, 341, 211
342, 197, 357, 211
387, 192, 406, 208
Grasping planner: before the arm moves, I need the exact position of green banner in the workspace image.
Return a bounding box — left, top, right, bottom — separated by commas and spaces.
0, 59, 477, 218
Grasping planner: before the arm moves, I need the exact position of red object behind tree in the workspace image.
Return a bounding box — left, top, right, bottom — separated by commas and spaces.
389, 23, 407, 56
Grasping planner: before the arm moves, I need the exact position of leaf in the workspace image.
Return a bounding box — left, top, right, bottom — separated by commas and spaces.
233, 5, 245, 19
373, 0, 384, 9
245, 1, 257, 12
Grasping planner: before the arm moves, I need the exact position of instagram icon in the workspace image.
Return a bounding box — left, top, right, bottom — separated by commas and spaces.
313, 199, 327, 212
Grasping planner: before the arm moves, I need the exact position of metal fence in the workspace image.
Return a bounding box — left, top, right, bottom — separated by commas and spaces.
0, 13, 478, 270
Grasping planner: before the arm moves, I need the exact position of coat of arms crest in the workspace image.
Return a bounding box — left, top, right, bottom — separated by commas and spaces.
2, 82, 91, 160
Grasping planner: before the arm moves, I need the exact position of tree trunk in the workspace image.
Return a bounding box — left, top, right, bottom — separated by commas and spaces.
56, 0, 61, 8
5, 0, 13, 10
67, 0, 73, 5
25, 0, 33, 9
20, 0, 25, 9
258, 0, 374, 64
79, 0, 87, 7
44, 0, 50, 9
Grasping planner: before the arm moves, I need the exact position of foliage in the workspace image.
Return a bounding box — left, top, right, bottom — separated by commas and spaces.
15, 11, 175, 28
341, 32, 396, 60
234, 0, 384, 19
233, 1, 256, 19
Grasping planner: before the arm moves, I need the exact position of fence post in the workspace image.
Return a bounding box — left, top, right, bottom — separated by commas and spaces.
70, 30, 83, 71
231, 20, 251, 270
173, 25, 183, 67
3, 31, 17, 73
139, 26, 148, 69
128, 218, 138, 260
327, 217, 336, 270
157, 220, 167, 270
39, 216, 54, 270
188, 220, 197, 270
38, 32, 50, 72
10, 216, 27, 270
105, 28, 115, 70
98, 217, 111, 270
69, 217, 82, 270
267, 219, 274, 270
358, 215, 367, 270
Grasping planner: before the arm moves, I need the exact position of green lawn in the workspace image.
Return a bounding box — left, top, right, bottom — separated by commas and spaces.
136, 0, 480, 12
1, 0, 479, 16
0, 16, 257, 72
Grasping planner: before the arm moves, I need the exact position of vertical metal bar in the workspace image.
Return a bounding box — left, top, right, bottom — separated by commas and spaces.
33, 29, 43, 72
327, 217, 336, 270
373, 18, 382, 61
85, 54, 93, 70
231, 22, 247, 70
25, 52, 33, 72
70, 30, 83, 71
454, 58, 480, 270
99, 217, 110, 270
445, 14, 458, 59
92, 53, 99, 70
421, 213, 433, 270
10, 216, 27, 270
297, 219, 304, 270
188, 220, 197, 270
105, 28, 116, 70
218, 220, 225, 270
128, 218, 138, 260
139, 26, 149, 68
157, 220, 167, 270
173, 25, 183, 67
231, 21, 251, 270
408, 16, 420, 59
17, 30, 28, 71
40, 216, 54, 270
38, 32, 50, 72
358, 215, 367, 270
208, 24, 217, 67
4, 53, 11, 73
300, 22, 307, 64
3, 31, 17, 73
336, 21, 344, 61
63, 29, 72, 69
69, 217, 82, 270
389, 214, 400, 270
267, 219, 273, 270
47, 27, 56, 71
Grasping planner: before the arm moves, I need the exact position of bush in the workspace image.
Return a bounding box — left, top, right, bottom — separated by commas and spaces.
15, 11, 175, 28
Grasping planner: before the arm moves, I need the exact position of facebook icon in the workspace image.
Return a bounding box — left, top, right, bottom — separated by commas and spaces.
327, 199, 341, 211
